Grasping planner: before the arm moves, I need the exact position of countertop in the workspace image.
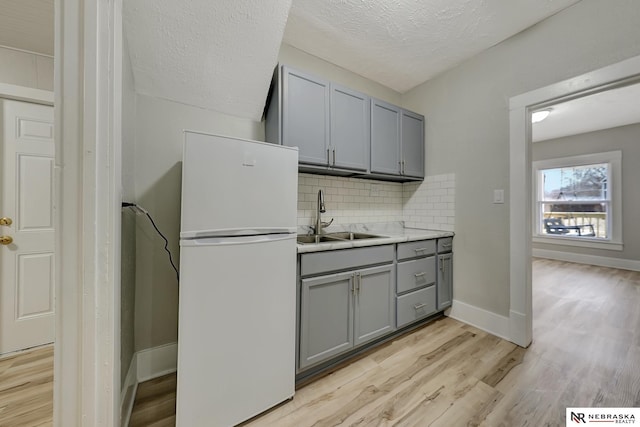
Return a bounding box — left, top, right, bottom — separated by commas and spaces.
296, 222, 454, 254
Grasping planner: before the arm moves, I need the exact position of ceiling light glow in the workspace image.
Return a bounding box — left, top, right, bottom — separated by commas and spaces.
531, 110, 551, 124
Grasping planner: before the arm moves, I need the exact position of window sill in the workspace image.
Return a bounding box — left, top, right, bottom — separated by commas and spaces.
533, 235, 623, 251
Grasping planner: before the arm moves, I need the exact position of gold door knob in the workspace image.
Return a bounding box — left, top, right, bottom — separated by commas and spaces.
0, 236, 13, 245
0, 217, 12, 226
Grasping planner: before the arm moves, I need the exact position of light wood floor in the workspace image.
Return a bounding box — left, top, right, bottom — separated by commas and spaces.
10, 259, 636, 426
130, 258, 640, 426
0, 345, 53, 427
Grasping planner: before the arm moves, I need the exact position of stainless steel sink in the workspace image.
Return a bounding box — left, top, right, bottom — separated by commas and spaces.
296, 235, 342, 244
324, 232, 384, 241
296, 232, 385, 244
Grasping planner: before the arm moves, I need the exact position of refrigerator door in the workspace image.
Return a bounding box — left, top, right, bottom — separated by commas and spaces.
176, 234, 296, 427
181, 132, 299, 239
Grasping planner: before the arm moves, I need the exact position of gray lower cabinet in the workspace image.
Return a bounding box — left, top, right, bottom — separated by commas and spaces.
353, 264, 395, 346
437, 252, 453, 310
299, 263, 395, 370
396, 285, 437, 328
299, 271, 354, 369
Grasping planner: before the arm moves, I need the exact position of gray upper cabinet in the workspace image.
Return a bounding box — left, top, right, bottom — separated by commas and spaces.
330, 84, 369, 171
281, 66, 330, 166
370, 99, 401, 175
371, 98, 425, 179
401, 109, 425, 178
266, 64, 424, 181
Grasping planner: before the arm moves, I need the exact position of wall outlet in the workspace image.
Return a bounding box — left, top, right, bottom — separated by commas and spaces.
493, 189, 505, 204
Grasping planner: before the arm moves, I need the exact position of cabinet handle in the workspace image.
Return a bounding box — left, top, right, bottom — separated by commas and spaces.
414, 272, 426, 277
333, 148, 336, 166
327, 148, 331, 166
414, 303, 426, 310
402, 160, 405, 175
440, 261, 447, 274
414, 248, 428, 253
356, 272, 361, 294
442, 243, 452, 249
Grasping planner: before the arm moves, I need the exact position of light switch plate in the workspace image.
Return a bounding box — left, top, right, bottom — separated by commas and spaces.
493, 189, 504, 204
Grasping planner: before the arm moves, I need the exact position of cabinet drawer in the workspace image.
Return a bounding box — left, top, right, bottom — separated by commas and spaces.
301, 245, 394, 277
397, 240, 436, 260
396, 286, 436, 328
397, 256, 436, 294
437, 237, 453, 253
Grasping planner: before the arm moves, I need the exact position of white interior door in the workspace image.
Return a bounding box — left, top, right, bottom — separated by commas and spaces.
0, 99, 55, 355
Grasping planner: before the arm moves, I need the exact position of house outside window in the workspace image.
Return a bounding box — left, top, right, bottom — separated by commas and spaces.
533, 151, 623, 251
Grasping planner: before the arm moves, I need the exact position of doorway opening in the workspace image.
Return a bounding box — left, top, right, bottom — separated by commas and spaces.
508, 54, 640, 348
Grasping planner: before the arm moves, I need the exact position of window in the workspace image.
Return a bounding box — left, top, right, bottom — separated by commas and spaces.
533, 151, 622, 250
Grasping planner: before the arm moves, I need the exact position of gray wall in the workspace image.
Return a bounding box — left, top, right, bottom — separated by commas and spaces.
401, 0, 640, 316
533, 123, 640, 261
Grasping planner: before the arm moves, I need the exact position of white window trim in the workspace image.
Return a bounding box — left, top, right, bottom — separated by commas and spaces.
532, 150, 622, 251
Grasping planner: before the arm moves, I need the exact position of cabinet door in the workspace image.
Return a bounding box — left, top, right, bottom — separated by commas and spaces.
282, 67, 329, 166
330, 84, 370, 171
299, 272, 354, 369
401, 110, 425, 178
437, 253, 453, 310
354, 264, 395, 346
371, 99, 401, 175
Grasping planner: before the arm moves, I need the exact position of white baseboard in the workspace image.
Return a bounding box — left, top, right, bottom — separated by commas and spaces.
136, 342, 178, 383
533, 248, 640, 271
120, 356, 138, 427
509, 309, 531, 348
119, 343, 178, 426
447, 299, 511, 341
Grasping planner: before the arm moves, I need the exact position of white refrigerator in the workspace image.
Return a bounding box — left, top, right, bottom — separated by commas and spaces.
177, 131, 298, 427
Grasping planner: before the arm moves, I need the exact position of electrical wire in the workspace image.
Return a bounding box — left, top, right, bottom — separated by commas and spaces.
122, 202, 180, 283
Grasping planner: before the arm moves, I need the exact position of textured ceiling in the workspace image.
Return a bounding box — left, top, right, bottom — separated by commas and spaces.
121, 0, 583, 121
533, 82, 640, 142
283, 0, 581, 93
0, 0, 54, 56
123, 0, 292, 121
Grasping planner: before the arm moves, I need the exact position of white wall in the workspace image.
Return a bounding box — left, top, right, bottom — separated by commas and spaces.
532, 123, 640, 263
401, 0, 640, 317
0, 46, 53, 91
279, 44, 401, 106
120, 39, 137, 386
133, 93, 263, 351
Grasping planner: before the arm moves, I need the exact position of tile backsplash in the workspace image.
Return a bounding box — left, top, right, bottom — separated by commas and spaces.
297, 174, 403, 226
403, 174, 455, 232
297, 173, 455, 231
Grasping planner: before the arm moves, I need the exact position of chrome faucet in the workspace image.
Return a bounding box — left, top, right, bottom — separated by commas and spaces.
315, 189, 333, 235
